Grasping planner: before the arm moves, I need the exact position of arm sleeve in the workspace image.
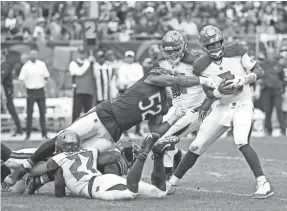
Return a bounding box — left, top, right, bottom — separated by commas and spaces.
69, 61, 91, 76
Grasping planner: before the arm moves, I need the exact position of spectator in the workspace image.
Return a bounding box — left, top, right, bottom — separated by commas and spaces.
142, 44, 161, 76
1, 50, 23, 136
261, 49, 286, 136
117, 50, 144, 137
5, 9, 17, 34
177, 13, 199, 37
48, 14, 62, 41
22, 7, 38, 34
107, 10, 120, 35
69, 47, 94, 122
134, 15, 155, 35
18, 48, 50, 141
93, 50, 114, 104
33, 17, 46, 41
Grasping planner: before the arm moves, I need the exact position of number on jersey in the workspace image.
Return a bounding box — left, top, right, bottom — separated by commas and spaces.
67, 150, 98, 181
139, 92, 162, 120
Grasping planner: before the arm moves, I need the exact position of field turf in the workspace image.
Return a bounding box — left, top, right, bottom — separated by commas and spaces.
1, 136, 287, 211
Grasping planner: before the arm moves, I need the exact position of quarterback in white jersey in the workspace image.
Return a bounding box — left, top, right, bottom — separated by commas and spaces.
34, 131, 179, 200
166, 25, 273, 199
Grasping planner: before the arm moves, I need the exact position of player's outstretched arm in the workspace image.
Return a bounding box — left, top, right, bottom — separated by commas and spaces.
148, 105, 187, 137
144, 70, 216, 88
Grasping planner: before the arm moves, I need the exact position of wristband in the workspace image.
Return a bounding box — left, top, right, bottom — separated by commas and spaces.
213, 88, 223, 98
244, 73, 257, 85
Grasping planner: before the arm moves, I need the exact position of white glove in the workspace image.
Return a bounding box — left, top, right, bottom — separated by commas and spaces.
199, 77, 217, 89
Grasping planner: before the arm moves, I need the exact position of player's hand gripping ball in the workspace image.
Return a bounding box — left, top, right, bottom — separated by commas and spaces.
218, 75, 243, 95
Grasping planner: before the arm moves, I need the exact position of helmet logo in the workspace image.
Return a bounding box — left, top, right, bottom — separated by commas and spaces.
206, 28, 217, 36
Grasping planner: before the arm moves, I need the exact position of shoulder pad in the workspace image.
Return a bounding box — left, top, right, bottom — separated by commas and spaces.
224, 42, 248, 57
181, 50, 204, 65
193, 54, 212, 76
149, 67, 172, 76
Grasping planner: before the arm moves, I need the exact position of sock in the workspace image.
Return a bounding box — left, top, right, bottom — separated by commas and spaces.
29, 136, 57, 165
1, 144, 12, 162
256, 175, 267, 185
151, 155, 166, 191
239, 144, 264, 178
126, 157, 146, 193
163, 149, 177, 168
173, 150, 199, 180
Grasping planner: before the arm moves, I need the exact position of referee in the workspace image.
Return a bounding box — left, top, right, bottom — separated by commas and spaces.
18, 48, 50, 141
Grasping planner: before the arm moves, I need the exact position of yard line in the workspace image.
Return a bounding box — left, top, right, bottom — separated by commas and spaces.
206, 155, 287, 164
180, 187, 287, 202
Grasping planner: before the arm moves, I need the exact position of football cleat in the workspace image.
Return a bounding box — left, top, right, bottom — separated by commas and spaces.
24, 176, 42, 195
136, 133, 160, 160
253, 181, 274, 199
152, 136, 180, 157
166, 180, 177, 195
4, 165, 28, 186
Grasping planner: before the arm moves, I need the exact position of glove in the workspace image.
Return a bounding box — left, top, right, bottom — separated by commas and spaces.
217, 79, 237, 95
199, 77, 217, 89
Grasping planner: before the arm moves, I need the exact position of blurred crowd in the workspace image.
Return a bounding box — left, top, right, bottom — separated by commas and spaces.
2, 1, 287, 42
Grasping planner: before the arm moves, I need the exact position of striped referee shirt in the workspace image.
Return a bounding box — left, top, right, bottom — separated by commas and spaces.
93, 62, 114, 101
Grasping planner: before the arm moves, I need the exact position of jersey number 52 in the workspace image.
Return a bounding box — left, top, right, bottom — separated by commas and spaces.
139, 92, 162, 120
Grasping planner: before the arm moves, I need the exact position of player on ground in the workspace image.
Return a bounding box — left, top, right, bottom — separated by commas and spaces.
166, 25, 273, 199
155, 31, 211, 178
29, 131, 178, 200
5, 31, 217, 187
1, 142, 129, 194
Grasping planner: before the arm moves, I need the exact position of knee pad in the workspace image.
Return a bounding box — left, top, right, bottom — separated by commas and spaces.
188, 142, 203, 156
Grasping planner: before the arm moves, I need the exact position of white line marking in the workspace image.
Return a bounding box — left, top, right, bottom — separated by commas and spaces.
207, 155, 287, 163
180, 187, 287, 201
4, 204, 28, 209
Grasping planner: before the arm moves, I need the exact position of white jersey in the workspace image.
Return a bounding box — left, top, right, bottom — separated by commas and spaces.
158, 51, 206, 109
51, 148, 102, 198
194, 42, 257, 105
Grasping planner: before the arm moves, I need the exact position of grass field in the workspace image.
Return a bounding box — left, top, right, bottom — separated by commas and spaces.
1, 136, 287, 211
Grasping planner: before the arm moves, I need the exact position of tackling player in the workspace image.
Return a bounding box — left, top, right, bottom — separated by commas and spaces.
166, 25, 273, 199
28, 131, 178, 200
5, 30, 217, 187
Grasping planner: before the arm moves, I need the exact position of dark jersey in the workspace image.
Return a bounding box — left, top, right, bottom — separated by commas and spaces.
96, 72, 170, 141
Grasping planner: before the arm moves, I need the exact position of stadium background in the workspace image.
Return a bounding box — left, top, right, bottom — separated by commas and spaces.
1, 1, 287, 136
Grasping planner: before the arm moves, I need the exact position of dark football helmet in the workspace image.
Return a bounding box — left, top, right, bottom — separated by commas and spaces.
199, 25, 226, 59
55, 130, 81, 153
161, 31, 186, 65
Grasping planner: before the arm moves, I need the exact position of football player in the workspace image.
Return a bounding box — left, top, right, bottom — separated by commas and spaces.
155, 31, 210, 178
5, 31, 217, 187
28, 131, 179, 200
1, 143, 128, 194
166, 25, 273, 199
